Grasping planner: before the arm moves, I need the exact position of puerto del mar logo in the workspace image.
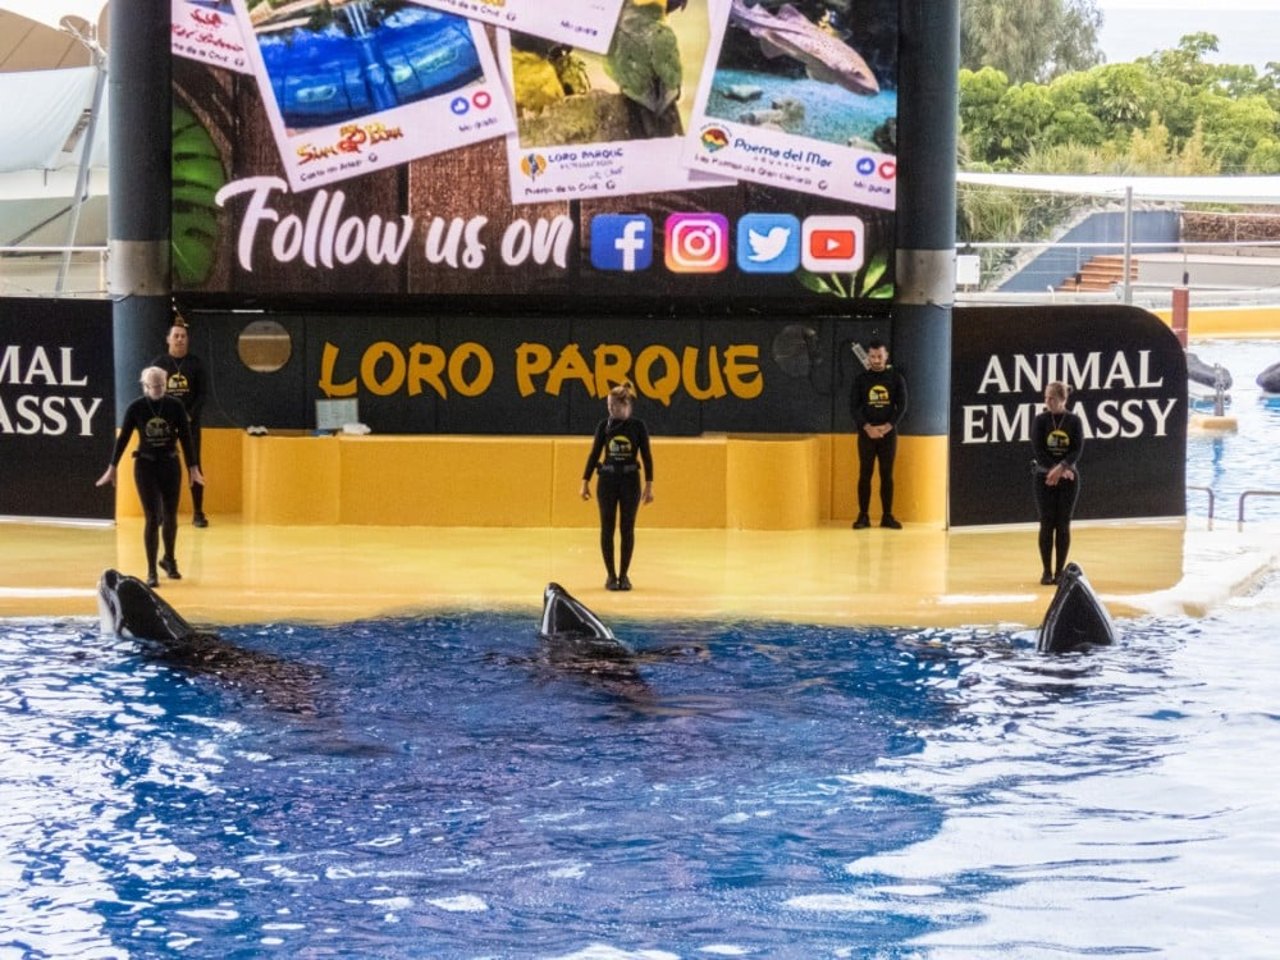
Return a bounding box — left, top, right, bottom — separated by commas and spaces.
699, 126, 730, 153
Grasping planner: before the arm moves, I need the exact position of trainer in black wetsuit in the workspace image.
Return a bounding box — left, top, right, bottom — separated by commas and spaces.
1030, 380, 1084, 585
152, 320, 209, 527
97, 367, 204, 588
850, 340, 908, 529
580, 384, 654, 592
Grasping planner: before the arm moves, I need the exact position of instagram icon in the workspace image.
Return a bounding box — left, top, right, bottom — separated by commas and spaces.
664, 213, 729, 273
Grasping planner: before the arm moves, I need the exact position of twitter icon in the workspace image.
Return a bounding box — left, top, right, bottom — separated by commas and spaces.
736, 213, 800, 273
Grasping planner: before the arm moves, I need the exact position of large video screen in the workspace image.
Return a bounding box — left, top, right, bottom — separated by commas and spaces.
170, 0, 898, 310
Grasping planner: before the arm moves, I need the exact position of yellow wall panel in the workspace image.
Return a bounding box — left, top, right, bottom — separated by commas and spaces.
339, 436, 555, 527
117, 431, 953, 529
726, 436, 820, 529
892, 435, 949, 525
1152, 306, 1280, 340
551, 437, 599, 529
643, 436, 728, 529
828, 431, 947, 525
243, 435, 341, 525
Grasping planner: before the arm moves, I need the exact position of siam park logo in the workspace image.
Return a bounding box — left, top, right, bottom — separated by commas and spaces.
699, 126, 730, 153
520, 154, 548, 180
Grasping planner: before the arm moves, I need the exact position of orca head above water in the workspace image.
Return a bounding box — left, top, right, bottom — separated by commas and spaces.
538, 582, 636, 664
1257, 359, 1280, 394
96, 568, 325, 715
1036, 563, 1117, 654
539, 581, 614, 641
97, 568, 198, 644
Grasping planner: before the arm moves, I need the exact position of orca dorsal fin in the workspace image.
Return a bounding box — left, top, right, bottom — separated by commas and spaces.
1037, 563, 1117, 653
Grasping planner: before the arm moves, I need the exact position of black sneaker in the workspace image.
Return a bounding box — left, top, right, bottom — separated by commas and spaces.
146, 572, 160, 588
193, 514, 209, 528
852, 514, 871, 529
1040, 572, 1055, 585
159, 556, 182, 580
618, 575, 632, 591
605, 576, 620, 591
880, 515, 902, 529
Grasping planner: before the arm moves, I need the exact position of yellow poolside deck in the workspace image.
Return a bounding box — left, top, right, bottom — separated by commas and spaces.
2, 514, 1275, 629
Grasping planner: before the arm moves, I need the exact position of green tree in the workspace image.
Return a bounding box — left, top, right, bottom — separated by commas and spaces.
957, 28, 1280, 268
958, 67, 1011, 163
961, 0, 1103, 83
1246, 137, 1280, 174
1140, 32, 1220, 88
1200, 95, 1280, 172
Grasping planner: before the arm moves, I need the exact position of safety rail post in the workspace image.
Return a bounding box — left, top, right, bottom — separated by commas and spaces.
1238, 490, 1280, 525
1186, 485, 1215, 521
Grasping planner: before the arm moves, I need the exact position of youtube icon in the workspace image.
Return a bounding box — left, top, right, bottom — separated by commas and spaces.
802, 216, 865, 272
811, 230, 855, 259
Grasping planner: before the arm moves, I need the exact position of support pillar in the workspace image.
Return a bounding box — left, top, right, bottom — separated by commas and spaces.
1171, 285, 1190, 348
108, 0, 171, 419
893, 0, 959, 526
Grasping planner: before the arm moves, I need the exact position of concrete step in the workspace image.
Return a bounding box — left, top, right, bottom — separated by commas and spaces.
1056, 255, 1139, 292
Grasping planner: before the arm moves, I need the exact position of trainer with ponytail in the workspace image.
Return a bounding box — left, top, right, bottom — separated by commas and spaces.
580, 382, 654, 591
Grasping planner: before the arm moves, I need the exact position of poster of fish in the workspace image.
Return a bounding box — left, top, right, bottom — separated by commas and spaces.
172, 0, 252, 74
411, 0, 628, 55
682, 0, 897, 209
499, 0, 733, 205
231, 0, 514, 192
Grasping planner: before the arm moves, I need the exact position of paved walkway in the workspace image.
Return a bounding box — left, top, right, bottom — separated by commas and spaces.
2, 516, 1275, 628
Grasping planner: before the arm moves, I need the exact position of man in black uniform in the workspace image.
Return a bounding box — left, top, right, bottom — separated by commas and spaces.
152, 319, 209, 527
850, 340, 908, 529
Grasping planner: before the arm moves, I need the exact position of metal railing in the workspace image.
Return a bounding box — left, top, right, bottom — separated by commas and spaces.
1237, 490, 1280, 525
1187, 485, 1216, 520
957, 237, 1280, 307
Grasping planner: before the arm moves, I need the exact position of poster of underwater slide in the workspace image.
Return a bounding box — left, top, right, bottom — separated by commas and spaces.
231, 0, 513, 191
171, 0, 899, 311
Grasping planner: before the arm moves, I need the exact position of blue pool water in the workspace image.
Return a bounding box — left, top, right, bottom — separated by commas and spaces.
5, 599, 1280, 958
1186, 339, 1280, 522
3, 340, 1279, 958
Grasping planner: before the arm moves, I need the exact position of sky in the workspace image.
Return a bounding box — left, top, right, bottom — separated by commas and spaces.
1094, 0, 1279, 70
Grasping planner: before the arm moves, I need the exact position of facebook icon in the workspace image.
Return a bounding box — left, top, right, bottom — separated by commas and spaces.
590, 214, 653, 272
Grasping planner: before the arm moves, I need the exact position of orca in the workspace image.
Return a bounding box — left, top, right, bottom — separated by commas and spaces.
96, 568, 321, 714
1187, 352, 1232, 390
1036, 563, 1117, 654
538, 581, 639, 665
97, 568, 201, 644
529, 581, 665, 703
1257, 360, 1280, 394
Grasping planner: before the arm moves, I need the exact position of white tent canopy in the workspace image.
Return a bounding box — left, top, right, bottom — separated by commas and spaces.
0, 0, 108, 181
957, 171, 1280, 205
0, 67, 108, 175
0, 0, 106, 32
0, 0, 109, 276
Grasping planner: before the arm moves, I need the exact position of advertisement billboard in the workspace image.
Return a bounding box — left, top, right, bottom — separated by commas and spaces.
171, 0, 900, 311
